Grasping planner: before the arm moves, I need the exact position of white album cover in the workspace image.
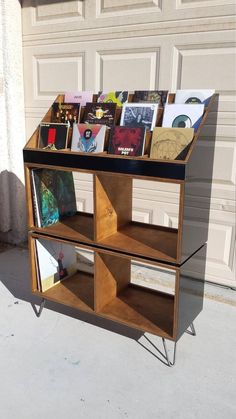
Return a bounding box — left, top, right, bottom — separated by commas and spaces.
174, 89, 215, 106
162, 104, 204, 132
35, 238, 77, 291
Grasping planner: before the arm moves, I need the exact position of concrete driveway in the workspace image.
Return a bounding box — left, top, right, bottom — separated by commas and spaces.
0, 246, 235, 419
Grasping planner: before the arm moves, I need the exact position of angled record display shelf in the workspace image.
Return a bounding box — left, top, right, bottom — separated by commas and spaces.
23, 93, 218, 366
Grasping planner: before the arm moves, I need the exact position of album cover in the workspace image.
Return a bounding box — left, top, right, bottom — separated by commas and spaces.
83, 102, 116, 127
108, 126, 146, 156
174, 89, 215, 106
51, 103, 80, 127
38, 122, 69, 150
35, 238, 77, 292
71, 123, 106, 153
97, 91, 129, 107
133, 90, 168, 106
150, 127, 194, 160
64, 91, 93, 107
162, 104, 204, 132
31, 169, 77, 228
120, 103, 158, 131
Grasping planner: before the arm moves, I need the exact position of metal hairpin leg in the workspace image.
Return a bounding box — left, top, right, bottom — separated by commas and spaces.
189, 322, 196, 336
186, 322, 196, 336
162, 338, 177, 367
32, 298, 45, 317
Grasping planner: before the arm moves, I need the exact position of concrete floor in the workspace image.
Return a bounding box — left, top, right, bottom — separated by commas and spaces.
0, 247, 236, 419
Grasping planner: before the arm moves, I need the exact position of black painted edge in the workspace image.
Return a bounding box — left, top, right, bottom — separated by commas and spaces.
23, 149, 186, 181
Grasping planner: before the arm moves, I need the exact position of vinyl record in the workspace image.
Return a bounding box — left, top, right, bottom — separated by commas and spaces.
172, 114, 192, 128
185, 96, 202, 104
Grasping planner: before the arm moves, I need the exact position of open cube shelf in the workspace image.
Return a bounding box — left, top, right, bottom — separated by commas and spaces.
29, 233, 205, 341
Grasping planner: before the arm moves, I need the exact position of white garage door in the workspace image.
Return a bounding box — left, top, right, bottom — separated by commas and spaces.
21, 0, 236, 287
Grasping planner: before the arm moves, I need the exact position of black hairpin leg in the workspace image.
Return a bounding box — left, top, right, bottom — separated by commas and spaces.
31, 298, 45, 318
186, 322, 196, 336
189, 322, 196, 336
162, 338, 177, 367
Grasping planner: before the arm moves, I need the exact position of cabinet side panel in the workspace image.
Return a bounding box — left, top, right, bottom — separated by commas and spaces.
94, 174, 132, 241
176, 245, 206, 341
95, 252, 131, 312
180, 97, 218, 263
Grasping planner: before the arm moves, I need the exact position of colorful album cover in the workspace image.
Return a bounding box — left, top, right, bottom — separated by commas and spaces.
133, 90, 168, 106
71, 123, 106, 153
108, 126, 145, 156
38, 122, 69, 150
97, 91, 129, 107
162, 104, 204, 132
83, 102, 116, 127
174, 89, 215, 106
120, 103, 158, 131
64, 91, 94, 107
31, 169, 77, 228
51, 102, 80, 127
150, 127, 194, 160
35, 238, 77, 292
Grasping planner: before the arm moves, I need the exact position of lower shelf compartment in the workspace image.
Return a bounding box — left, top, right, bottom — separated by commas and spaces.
99, 221, 178, 263
34, 212, 94, 243
34, 270, 94, 312
98, 284, 174, 339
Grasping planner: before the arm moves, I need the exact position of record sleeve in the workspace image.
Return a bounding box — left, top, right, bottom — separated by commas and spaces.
83, 102, 116, 127
108, 126, 146, 156
150, 127, 194, 160
120, 103, 158, 131
174, 89, 215, 106
64, 91, 93, 107
35, 238, 77, 292
38, 122, 69, 150
133, 90, 168, 106
31, 169, 77, 228
71, 123, 106, 153
97, 91, 129, 106
51, 102, 80, 127
162, 104, 204, 132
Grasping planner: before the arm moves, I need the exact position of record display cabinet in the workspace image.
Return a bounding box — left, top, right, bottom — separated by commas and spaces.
23, 93, 217, 366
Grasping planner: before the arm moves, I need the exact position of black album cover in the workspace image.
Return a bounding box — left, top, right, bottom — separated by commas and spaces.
83, 102, 116, 127
51, 102, 80, 128
120, 103, 158, 131
38, 123, 69, 150
133, 90, 168, 106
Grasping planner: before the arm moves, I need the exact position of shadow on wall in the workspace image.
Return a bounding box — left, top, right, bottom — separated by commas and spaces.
0, 170, 27, 245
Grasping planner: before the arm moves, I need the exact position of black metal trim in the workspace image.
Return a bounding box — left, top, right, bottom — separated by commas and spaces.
29, 229, 196, 268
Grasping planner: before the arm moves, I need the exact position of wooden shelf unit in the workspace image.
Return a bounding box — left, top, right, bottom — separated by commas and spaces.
23, 93, 217, 347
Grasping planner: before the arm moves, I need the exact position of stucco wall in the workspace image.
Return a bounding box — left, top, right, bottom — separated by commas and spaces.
0, 0, 26, 243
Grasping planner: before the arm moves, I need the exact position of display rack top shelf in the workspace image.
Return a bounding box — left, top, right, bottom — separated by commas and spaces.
23, 93, 217, 182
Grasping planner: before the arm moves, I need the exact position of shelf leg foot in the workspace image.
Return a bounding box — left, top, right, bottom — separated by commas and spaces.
32, 298, 45, 318
186, 322, 196, 336
162, 338, 177, 367
189, 322, 196, 336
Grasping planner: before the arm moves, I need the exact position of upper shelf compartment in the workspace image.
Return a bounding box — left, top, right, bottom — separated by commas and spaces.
23, 93, 217, 183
